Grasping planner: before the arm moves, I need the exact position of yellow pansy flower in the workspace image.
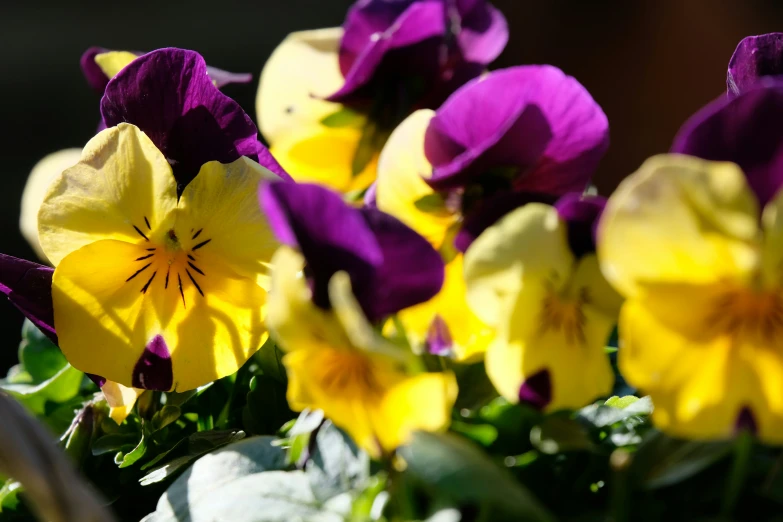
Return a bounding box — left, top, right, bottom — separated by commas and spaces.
38, 123, 279, 392
599, 154, 783, 442
464, 203, 620, 411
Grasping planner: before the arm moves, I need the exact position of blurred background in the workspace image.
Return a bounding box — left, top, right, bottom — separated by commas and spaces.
1, 0, 783, 370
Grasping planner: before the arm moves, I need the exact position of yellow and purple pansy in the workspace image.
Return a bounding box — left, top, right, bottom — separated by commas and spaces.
600, 81, 783, 442
464, 194, 620, 411
372, 65, 610, 361
260, 181, 456, 457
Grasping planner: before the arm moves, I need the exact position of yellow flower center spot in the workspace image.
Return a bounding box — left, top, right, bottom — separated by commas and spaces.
539, 287, 589, 345
707, 287, 783, 341
314, 348, 384, 398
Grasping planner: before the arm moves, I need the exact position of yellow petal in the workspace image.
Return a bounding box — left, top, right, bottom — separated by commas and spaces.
38, 124, 178, 266
101, 380, 144, 424
376, 109, 457, 248
598, 154, 760, 299
20, 148, 82, 263
94, 51, 137, 79
464, 203, 574, 329
395, 256, 494, 363
176, 157, 281, 289
375, 371, 457, 452
257, 28, 345, 144
620, 297, 783, 443
270, 126, 377, 194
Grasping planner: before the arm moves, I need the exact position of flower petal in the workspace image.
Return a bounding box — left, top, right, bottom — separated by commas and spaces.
727, 33, 783, 96
425, 65, 608, 193
598, 154, 760, 299
256, 28, 345, 144
94, 51, 137, 80
101, 380, 144, 424
464, 203, 573, 328
101, 48, 285, 190
554, 193, 606, 258
458, 3, 508, 65
269, 126, 377, 193
38, 124, 178, 267
261, 182, 444, 321
20, 148, 82, 262
376, 109, 457, 248
0, 255, 56, 343
671, 83, 783, 206
80, 47, 110, 93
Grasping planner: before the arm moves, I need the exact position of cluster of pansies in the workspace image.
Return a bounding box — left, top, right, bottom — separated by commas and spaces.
6, 1, 783, 520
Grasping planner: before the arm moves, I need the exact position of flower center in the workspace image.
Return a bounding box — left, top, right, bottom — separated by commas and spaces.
126, 216, 212, 308
538, 288, 589, 345
707, 288, 783, 341
315, 348, 382, 398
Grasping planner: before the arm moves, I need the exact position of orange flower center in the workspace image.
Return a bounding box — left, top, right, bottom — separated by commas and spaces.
539, 288, 590, 345
707, 288, 783, 341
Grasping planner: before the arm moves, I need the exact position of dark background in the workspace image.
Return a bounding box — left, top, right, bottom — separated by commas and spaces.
1, 0, 782, 370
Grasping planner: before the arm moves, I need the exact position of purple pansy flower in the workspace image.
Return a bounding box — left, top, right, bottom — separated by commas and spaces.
425, 65, 609, 193
101, 48, 287, 192
80, 46, 252, 94
727, 33, 783, 96
329, 0, 508, 106
260, 182, 444, 322
672, 81, 783, 207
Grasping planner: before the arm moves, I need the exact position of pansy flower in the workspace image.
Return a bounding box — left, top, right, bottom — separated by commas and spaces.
600, 84, 783, 442
464, 196, 619, 411
727, 33, 783, 96
33, 123, 280, 393
373, 65, 609, 361
260, 181, 455, 457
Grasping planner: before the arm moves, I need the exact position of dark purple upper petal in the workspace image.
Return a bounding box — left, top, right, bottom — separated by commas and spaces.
329, 0, 507, 104
554, 193, 606, 258
101, 48, 286, 191
80, 47, 111, 93
728, 33, 783, 96
671, 81, 783, 207
424, 65, 609, 194
260, 182, 444, 322
0, 254, 56, 344
204, 66, 253, 89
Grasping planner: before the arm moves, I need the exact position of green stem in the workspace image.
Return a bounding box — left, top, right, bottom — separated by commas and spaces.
721, 431, 753, 516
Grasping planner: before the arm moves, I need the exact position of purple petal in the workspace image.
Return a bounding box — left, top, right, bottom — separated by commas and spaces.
329, 1, 447, 102
425, 66, 608, 194
518, 369, 551, 411
87, 374, 107, 388
458, 3, 508, 65
260, 182, 382, 311
363, 181, 378, 208
359, 207, 445, 320
132, 335, 173, 391
734, 406, 758, 436
205, 66, 253, 89
101, 48, 286, 191
671, 81, 783, 207
455, 192, 558, 253
555, 193, 606, 258
260, 182, 444, 321
728, 33, 783, 96
80, 47, 110, 93
0, 254, 56, 344
426, 315, 453, 355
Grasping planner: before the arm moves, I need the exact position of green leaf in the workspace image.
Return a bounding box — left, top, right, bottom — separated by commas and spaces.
629, 430, 733, 489
92, 433, 142, 456
18, 319, 67, 382
1, 364, 83, 415
352, 121, 379, 177
579, 396, 653, 428
413, 193, 447, 213
450, 420, 498, 447
320, 107, 367, 129
530, 415, 593, 454
139, 430, 246, 485
306, 421, 370, 502
150, 405, 181, 432
146, 436, 290, 521
147, 471, 347, 522
399, 432, 553, 521
119, 433, 148, 468
242, 375, 294, 435
0, 480, 21, 511
254, 340, 287, 384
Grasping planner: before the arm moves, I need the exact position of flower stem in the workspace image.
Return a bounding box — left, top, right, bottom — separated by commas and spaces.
721, 431, 753, 516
